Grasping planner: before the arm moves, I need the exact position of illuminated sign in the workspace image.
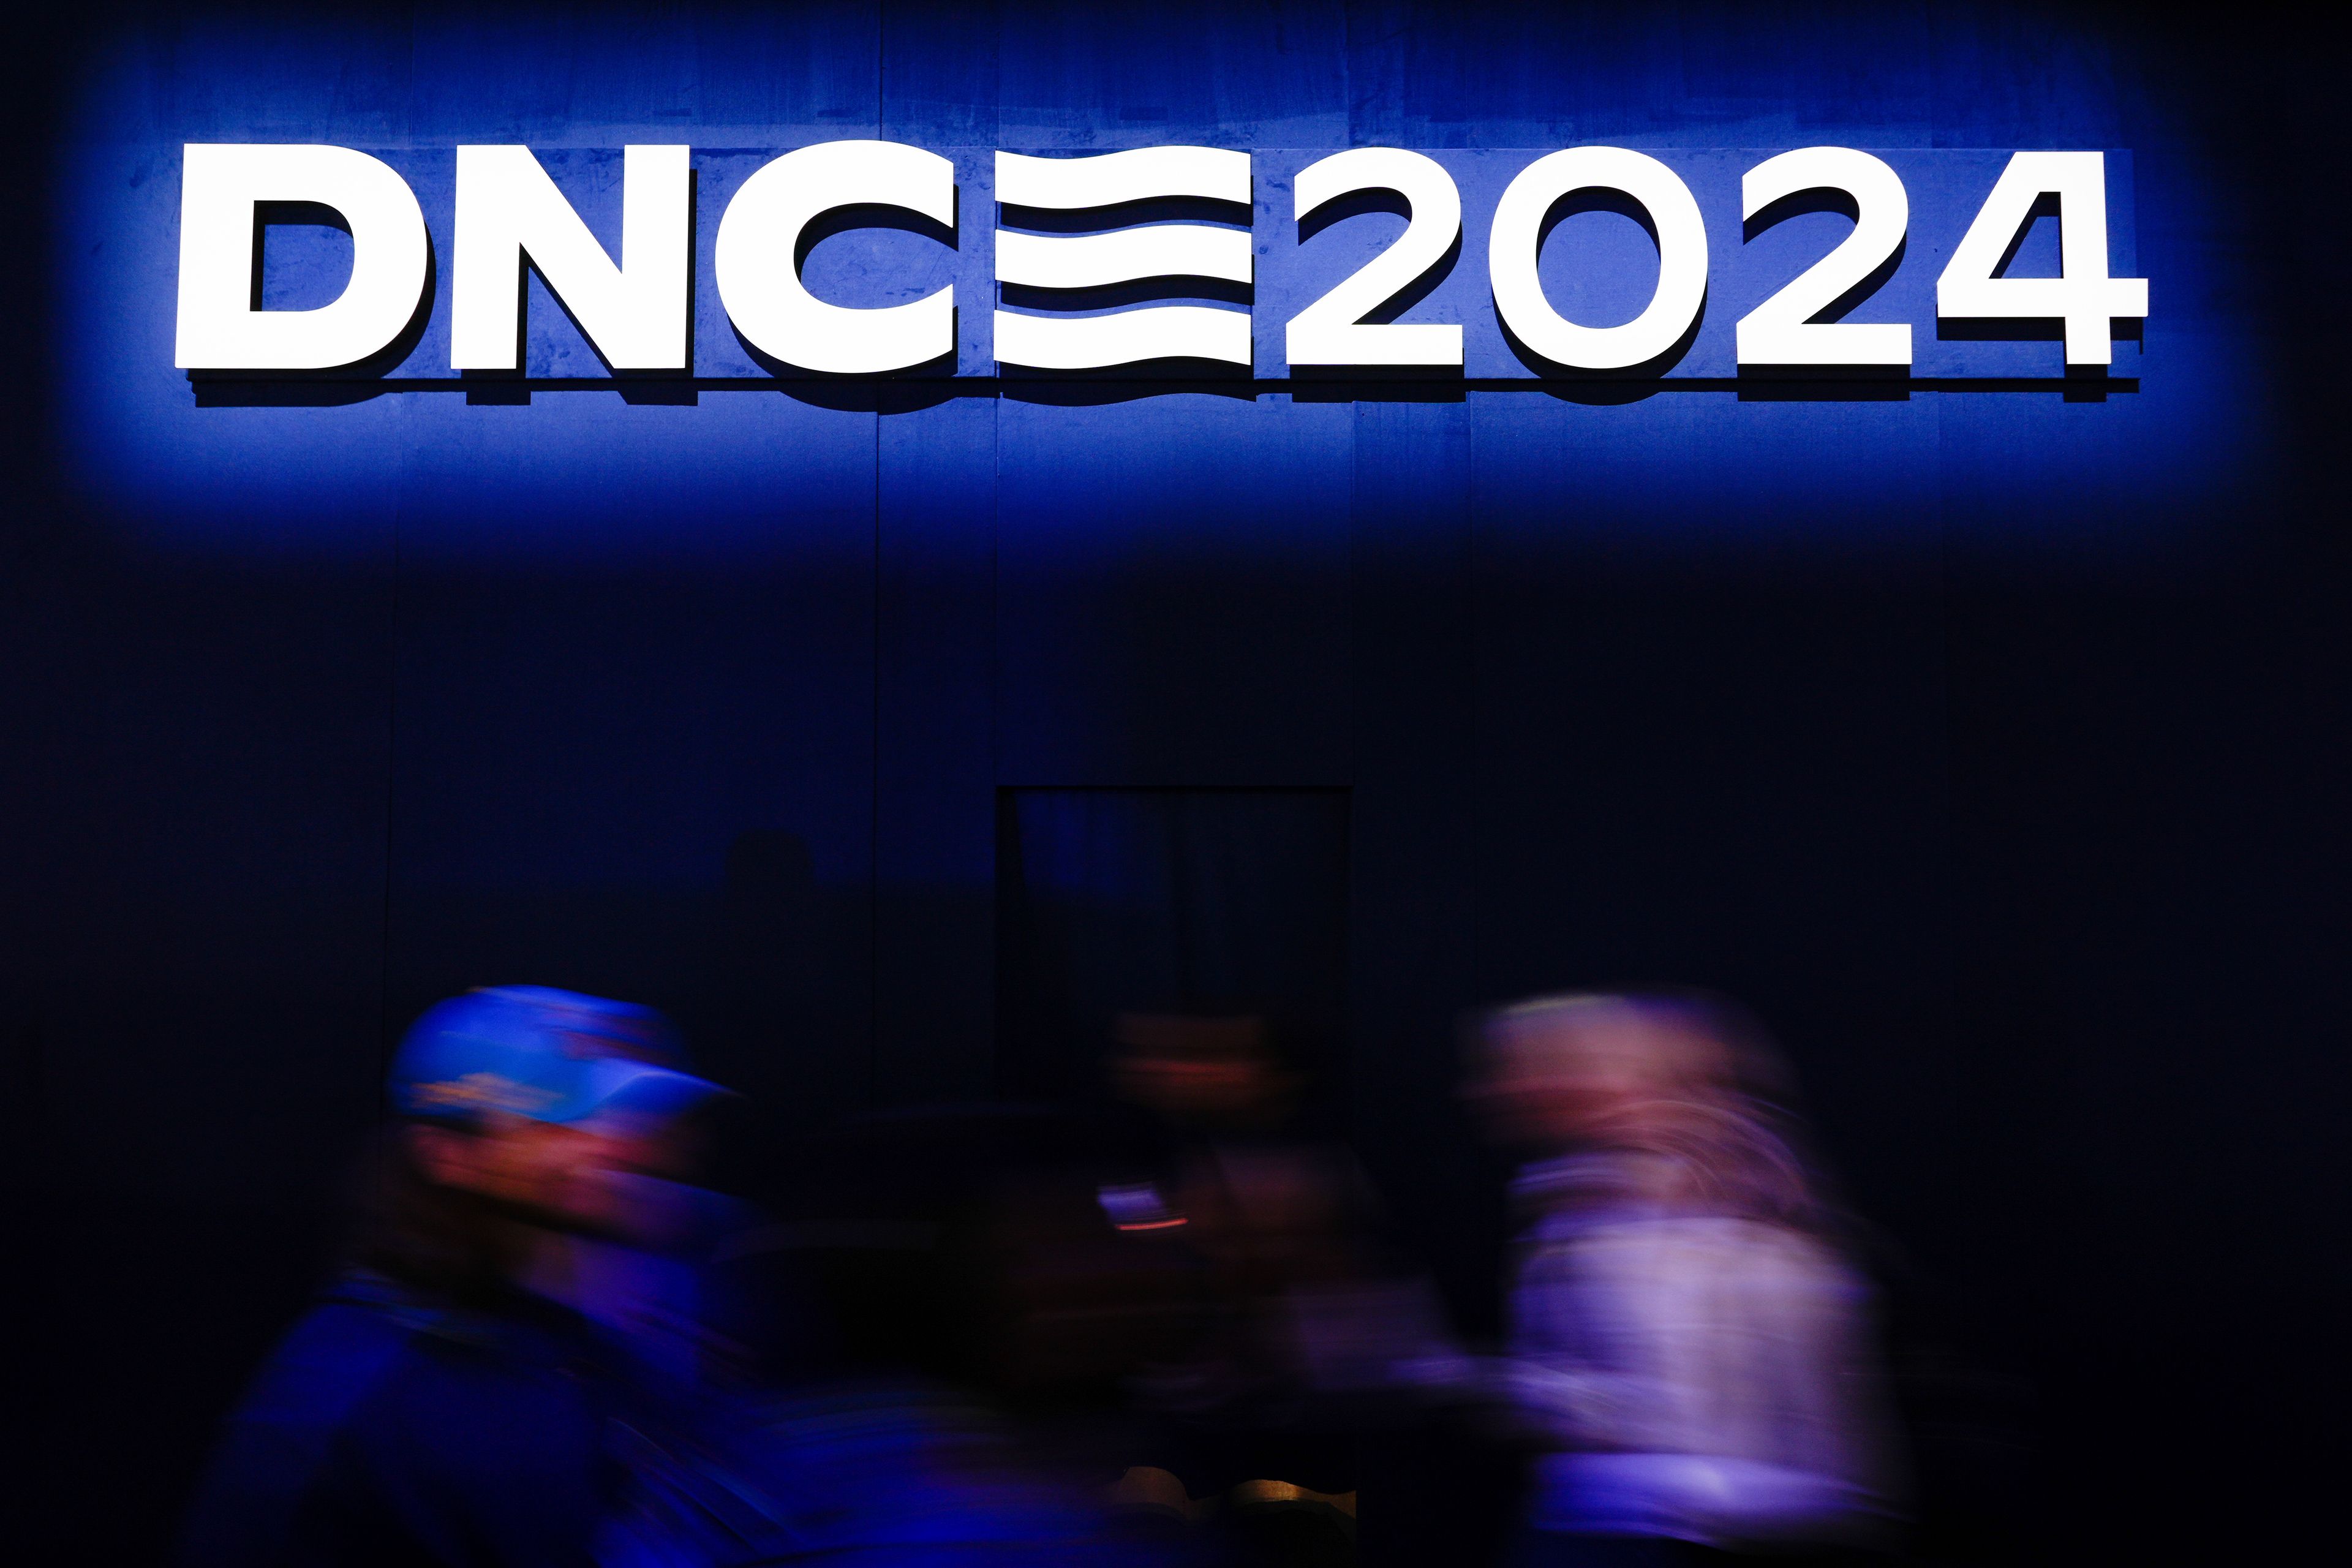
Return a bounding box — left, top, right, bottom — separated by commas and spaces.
175, 140, 2146, 379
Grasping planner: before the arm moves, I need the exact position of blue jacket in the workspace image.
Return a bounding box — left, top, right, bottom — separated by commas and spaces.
178, 1271, 627, 1568
182, 1270, 1196, 1568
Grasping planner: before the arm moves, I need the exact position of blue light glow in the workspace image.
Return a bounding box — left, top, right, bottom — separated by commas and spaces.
56, 4, 2267, 564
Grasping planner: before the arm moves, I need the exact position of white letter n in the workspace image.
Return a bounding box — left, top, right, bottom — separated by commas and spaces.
452, 145, 690, 372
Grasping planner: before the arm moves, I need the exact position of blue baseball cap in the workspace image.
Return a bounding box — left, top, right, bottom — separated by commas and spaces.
390, 986, 728, 1127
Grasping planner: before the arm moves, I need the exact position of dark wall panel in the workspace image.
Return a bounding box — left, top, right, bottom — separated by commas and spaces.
994, 398, 1354, 785
876, 399, 999, 1106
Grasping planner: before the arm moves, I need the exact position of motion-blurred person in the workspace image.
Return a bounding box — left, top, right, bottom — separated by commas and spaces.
1113, 1013, 1469, 1564
1466, 993, 1903, 1567
178, 986, 732, 1568
1117, 1012, 1466, 1405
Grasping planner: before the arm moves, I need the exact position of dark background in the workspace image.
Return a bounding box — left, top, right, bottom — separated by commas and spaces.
4, 2, 2346, 1562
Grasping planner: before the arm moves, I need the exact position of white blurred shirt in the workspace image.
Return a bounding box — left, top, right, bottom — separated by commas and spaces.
1507, 1158, 1902, 1548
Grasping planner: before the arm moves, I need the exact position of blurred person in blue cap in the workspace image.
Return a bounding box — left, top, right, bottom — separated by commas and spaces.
178, 986, 735, 1568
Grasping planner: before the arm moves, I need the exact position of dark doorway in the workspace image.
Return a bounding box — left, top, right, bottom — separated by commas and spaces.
993, 788, 1352, 1122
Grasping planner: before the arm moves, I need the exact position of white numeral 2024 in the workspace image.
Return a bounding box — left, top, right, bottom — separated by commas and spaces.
1285, 148, 2147, 370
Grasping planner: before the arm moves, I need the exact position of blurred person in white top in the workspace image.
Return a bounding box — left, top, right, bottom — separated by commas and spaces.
1466, 993, 1904, 1567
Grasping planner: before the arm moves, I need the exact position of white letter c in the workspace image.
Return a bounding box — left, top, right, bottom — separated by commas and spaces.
715, 141, 956, 375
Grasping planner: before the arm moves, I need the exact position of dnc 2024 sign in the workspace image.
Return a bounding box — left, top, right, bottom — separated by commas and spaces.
175, 140, 2145, 380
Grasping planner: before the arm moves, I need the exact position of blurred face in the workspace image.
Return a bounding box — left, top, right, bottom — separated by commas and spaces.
1474, 1014, 1694, 1147
409, 1108, 695, 1242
